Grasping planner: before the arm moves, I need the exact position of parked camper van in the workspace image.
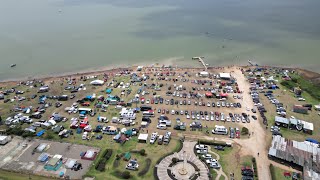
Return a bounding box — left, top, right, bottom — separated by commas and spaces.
212, 125, 228, 135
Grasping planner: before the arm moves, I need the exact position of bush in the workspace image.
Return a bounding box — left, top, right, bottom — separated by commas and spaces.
198, 139, 226, 146
138, 158, 151, 176
269, 164, 276, 180
241, 127, 249, 135
252, 158, 258, 178
280, 81, 296, 90
22, 132, 35, 138
95, 149, 113, 172
139, 149, 146, 156
121, 171, 131, 179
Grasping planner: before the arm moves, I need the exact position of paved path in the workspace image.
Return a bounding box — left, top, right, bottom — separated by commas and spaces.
156, 141, 209, 180
207, 146, 228, 180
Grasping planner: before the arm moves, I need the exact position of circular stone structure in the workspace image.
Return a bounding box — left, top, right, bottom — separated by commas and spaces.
172, 162, 195, 179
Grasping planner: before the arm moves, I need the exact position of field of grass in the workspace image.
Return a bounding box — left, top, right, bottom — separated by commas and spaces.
269, 164, 296, 180
0, 170, 52, 180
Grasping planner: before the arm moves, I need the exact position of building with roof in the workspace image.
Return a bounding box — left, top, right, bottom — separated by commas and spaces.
268, 135, 320, 180
293, 105, 308, 114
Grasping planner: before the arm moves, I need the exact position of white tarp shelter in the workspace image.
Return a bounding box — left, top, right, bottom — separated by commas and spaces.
138, 133, 148, 143
90, 80, 104, 86
219, 73, 231, 79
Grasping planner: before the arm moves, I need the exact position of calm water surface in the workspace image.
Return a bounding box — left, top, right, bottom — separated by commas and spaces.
1, 0, 320, 80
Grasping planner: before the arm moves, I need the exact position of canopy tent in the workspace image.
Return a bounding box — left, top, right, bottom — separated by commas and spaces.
205, 92, 213, 98
219, 93, 228, 97
124, 152, 131, 160
138, 133, 148, 143
219, 73, 231, 80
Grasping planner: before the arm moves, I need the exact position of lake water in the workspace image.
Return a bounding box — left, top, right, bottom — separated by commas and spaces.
1, 0, 320, 81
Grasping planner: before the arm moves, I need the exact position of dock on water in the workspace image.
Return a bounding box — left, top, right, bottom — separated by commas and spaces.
192, 57, 208, 70
248, 60, 258, 66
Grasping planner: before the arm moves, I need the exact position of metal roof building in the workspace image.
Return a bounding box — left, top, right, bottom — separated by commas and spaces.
268, 135, 320, 180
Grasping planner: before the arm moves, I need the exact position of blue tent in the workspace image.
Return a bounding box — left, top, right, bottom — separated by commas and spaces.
106, 88, 113, 94
36, 130, 46, 137
77, 128, 82, 134
86, 95, 92, 99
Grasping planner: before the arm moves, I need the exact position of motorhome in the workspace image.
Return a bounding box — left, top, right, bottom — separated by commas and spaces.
212, 125, 228, 135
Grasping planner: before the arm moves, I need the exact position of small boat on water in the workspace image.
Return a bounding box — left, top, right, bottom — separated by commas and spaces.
10, 64, 16, 68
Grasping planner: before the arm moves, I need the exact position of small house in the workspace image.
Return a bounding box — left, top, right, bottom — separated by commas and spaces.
138, 133, 148, 143
293, 105, 308, 114
199, 71, 209, 77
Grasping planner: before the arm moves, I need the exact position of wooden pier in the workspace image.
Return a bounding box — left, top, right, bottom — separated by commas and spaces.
192, 57, 208, 70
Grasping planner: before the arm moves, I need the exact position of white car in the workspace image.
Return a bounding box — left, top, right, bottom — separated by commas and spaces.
201, 116, 205, 120
298, 97, 305, 101
186, 115, 190, 119
207, 102, 211, 107
157, 123, 167, 130
146, 99, 150, 104
226, 116, 231, 122
171, 110, 175, 115
210, 116, 214, 121
206, 158, 217, 164
206, 115, 209, 121
202, 154, 212, 159
217, 102, 220, 107
192, 115, 196, 120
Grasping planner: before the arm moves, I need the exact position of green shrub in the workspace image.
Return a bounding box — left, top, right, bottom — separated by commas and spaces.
138, 158, 151, 176
121, 171, 131, 179
139, 149, 146, 156
198, 139, 227, 146
241, 127, 249, 135
95, 149, 113, 172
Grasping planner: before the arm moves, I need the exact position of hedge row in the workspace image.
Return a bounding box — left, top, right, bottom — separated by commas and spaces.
138, 158, 151, 176
252, 158, 258, 179
269, 164, 276, 180
198, 139, 227, 146
95, 149, 113, 172
113, 170, 131, 179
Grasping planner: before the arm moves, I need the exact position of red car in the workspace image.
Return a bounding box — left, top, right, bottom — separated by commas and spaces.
81, 102, 90, 106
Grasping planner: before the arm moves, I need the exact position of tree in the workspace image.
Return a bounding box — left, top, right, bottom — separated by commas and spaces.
241, 127, 249, 135
139, 149, 146, 156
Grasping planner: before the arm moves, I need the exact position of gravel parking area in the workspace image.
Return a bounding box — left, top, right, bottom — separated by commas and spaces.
1, 138, 99, 180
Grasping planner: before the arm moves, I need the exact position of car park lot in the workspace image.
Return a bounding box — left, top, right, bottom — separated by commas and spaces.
0, 137, 99, 180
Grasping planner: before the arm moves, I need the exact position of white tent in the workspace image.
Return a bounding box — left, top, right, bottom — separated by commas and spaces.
200, 71, 209, 77
219, 73, 231, 80
138, 133, 148, 143
90, 80, 104, 86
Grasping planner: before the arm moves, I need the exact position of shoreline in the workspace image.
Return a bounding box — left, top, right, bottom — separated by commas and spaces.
0, 62, 319, 85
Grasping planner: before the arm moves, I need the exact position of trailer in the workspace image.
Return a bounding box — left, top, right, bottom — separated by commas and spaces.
0, 136, 11, 145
